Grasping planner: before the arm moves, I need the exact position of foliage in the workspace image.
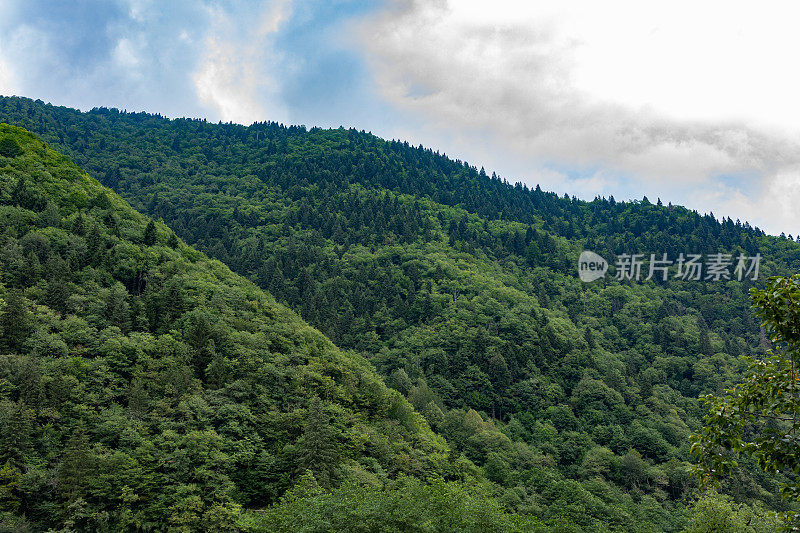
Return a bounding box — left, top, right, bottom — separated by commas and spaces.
0, 136, 22, 158
682, 491, 779, 533
0, 124, 453, 531
691, 275, 800, 526
1, 96, 800, 529
239, 474, 547, 533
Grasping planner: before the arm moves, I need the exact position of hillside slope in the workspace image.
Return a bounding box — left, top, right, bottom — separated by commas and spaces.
1, 96, 799, 530
0, 124, 462, 531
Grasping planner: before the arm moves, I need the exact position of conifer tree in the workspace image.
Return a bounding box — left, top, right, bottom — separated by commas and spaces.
72, 212, 85, 236
297, 397, 340, 488
143, 220, 157, 246
0, 290, 29, 351
57, 426, 93, 503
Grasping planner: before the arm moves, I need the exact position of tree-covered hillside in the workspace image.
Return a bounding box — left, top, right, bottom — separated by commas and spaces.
1, 96, 798, 530
0, 124, 499, 531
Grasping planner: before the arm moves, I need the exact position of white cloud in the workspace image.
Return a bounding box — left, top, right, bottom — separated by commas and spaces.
1, 23, 53, 98
113, 37, 142, 70
125, 0, 151, 23
0, 47, 16, 96
0, 3, 17, 96
193, 1, 292, 125
358, 0, 800, 234
700, 167, 800, 233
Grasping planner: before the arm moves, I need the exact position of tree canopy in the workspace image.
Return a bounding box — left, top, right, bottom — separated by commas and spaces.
1, 96, 800, 530
691, 274, 800, 527
0, 124, 453, 531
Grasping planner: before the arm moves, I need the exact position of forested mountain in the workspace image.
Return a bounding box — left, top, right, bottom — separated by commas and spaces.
0, 96, 797, 531
0, 124, 534, 531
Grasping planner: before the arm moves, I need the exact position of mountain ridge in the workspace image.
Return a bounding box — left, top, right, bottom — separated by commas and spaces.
1, 96, 798, 530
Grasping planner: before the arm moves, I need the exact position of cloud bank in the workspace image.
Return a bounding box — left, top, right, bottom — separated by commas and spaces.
358, 0, 800, 234
0, 0, 296, 124
1, 0, 799, 235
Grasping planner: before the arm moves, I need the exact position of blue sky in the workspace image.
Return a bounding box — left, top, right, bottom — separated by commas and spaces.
1, 0, 800, 236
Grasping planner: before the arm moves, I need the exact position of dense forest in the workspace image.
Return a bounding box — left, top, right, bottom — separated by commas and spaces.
0, 125, 516, 531
0, 96, 798, 530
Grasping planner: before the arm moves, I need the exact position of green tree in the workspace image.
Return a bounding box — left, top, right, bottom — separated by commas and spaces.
0, 401, 33, 469
682, 491, 779, 533
388, 368, 412, 395
0, 462, 23, 514
72, 212, 85, 235
0, 136, 23, 158
57, 427, 94, 503
691, 275, 800, 526
143, 220, 157, 246
1, 290, 29, 350
296, 397, 341, 488
105, 283, 132, 333
422, 400, 445, 430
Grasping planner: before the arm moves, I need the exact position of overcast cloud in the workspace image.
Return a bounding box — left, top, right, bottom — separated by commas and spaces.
359, 0, 800, 235
0, 0, 798, 235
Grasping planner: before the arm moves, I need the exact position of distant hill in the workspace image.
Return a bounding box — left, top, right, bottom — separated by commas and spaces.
1, 96, 798, 530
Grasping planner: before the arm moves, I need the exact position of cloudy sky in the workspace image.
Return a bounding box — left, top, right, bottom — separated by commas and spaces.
1, 0, 799, 235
